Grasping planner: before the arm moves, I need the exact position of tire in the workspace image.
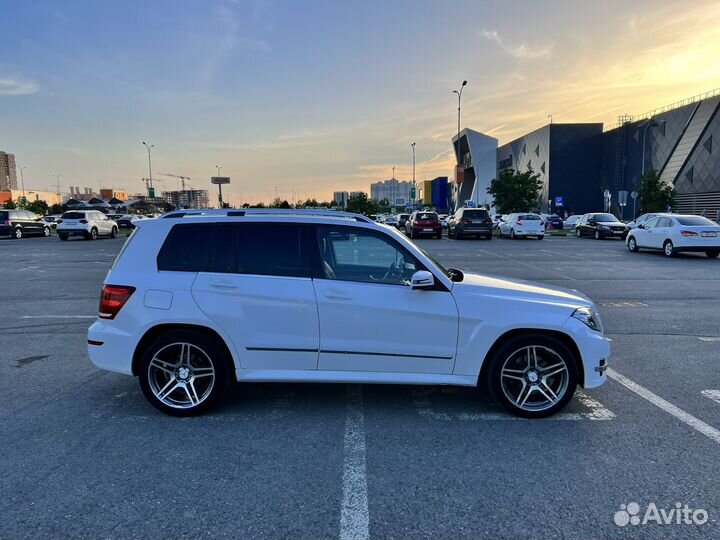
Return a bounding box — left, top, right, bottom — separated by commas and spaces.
436, 232, 442, 239
486, 334, 578, 419
706, 249, 720, 259
537, 235, 544, 240
89, 228, 98, 240
138, 330, 231, 417
510, 229, 516, 239
59, 233, 69, 241
627, 236, 639, 252
448, 227, 454, 239
486, 235, 492, 241
576, 228, 581, 238
663, 240, 676, 257
110, 227, 117, 239
410, 229, 416, 239
43, 227, 50, 237
14, 227, 23, 239
594, 230, 601, 240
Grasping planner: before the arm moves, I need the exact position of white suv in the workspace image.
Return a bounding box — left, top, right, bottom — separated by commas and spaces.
88, 209, 609, 418
57, 210, 118, 240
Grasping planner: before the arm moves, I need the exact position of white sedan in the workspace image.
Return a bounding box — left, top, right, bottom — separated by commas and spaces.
626, 214, 720, 258
498, 213, 545, 239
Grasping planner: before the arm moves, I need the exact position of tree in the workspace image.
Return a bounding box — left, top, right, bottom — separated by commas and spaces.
487, 169, 544, 213
26, 199, 49, 215
270, 198, 291, 208
3, 199, 16, 209
50, 203, 65, 215
346, 192, 379, 216
637, 169, 675, 214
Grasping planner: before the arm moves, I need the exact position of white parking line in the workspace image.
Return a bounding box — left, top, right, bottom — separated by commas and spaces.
339, 385, 369, 540
698, 337, 720, 342
413, 389, 614, 421
20, 315, 96, 319
608, 369, 720, 445
701, 390, 720, 406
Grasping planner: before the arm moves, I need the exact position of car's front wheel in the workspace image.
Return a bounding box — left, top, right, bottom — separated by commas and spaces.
627, 236, 639, 252
487, 334, 578, 419
14, 227, 23, 239
576, 228, 582, 238
510, 229, 516, 239
58, 233, 68, 241
43, 226, 50, 237
138, 330, 231, 416
594, 230, 601, 240
706, 249, 720, 259
663, 240, 676, 257
110, 226, 117, 239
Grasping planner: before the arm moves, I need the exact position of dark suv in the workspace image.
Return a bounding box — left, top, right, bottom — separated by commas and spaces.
0, 210, 51, 239
405, 211, 442, 239
448, 208, 493, 240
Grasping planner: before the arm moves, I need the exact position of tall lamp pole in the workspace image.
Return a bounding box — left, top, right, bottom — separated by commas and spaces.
215, 165, 224, 207
411, 142, 416, 208
18, 165, 27, 200
142, 141, 155, 196
452, 80, 468, 165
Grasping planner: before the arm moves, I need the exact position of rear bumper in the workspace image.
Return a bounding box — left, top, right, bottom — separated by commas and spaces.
457, 225, 492, 235
412, 227, 442, 235
87, 320, 137, 376
57, 228, 90, 236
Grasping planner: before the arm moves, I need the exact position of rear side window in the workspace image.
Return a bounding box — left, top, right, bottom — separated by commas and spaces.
157, 224, 212, 272
675, 216, 716, 226
237, 223, 309, 277
0, 211, 7, 221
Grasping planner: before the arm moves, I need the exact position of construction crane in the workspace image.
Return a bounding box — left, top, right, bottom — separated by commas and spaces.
158, 173, 190, 192
158, 173, 198, 209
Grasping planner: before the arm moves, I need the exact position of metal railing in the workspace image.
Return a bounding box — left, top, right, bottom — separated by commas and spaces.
604, 87, 720, 131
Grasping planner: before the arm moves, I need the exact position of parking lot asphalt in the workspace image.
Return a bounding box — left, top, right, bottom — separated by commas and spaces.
1, 232, 719, 540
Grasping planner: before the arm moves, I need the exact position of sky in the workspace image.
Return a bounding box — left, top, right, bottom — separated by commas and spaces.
2, 0, 720, 205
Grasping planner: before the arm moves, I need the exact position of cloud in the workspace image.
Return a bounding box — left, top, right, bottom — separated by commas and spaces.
0, 77, 39, 96
480, 29, 553, 59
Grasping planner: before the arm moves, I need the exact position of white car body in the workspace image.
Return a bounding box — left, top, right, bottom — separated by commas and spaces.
626, 214, 720, 257
563, 215, 581, 229
57, 210, 118, 239
383, 215, 398, 226
88, 210, 609, 417
498, 213, 545, 238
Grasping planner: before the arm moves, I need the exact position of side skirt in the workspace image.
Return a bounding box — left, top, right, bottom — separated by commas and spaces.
235, 369, 478, 387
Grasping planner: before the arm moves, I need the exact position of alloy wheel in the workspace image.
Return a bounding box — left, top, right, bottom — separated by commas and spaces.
147, 342, 216, 409
499, 345, 570, 413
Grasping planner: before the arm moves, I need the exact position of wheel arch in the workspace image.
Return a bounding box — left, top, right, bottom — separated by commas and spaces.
477, 328, 585, 388
132, 323, 237, 376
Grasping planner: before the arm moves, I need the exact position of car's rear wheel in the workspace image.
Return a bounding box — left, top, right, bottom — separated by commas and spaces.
14, 227, 23, 239
627, 236, 639, 252
43, 227, 50, 237
89, 227, 98, 240
110, 226, 117, 239
594, 230, 601, 240
575, 228, 581, 238
435, 232, 442, 239
706, 249, 720, 259
537, 235, 544, 240
663, 240, 676, 257
138, 330, 231, 416
58, 233, 68, 241
487, 335, 578, 419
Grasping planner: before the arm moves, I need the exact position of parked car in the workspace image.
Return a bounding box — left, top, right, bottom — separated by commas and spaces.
562, 215, 582, 230
626, 213, 661, 230
492, 214, 507, 230
575, 213, 628, 239
57, 210, 118, 240
541, 214, 564, 230
117, 214, 146, 229
87, 209, 609, 418
383, 215, 398, 227
405, 211, 442, 239
438, 214, 449, 229
626, 214, 720, 258
498, 213, 545, 239
0, 209, 50, 238
42, 215, 62, 229
448, 208, 493, 239
397, 213, 410, 229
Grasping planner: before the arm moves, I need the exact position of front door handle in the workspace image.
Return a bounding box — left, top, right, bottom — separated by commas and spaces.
209, 279, 238, 290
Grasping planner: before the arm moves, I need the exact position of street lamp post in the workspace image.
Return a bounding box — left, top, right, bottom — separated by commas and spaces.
18, 165, 27, 201
452, 80, 468, 165
411, 142, 416, 209
142, 141, 155, 196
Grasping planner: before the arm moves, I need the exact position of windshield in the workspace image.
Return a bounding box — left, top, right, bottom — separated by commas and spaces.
593, 214, 618, 222
676, 216, 717, 226
463, 210, 489, 219
61, 212, 85, 219
416, 213, 438, 220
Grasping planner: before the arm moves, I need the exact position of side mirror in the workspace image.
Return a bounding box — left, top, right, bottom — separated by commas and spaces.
411, 270, 435, 290
638, 224, 644, 229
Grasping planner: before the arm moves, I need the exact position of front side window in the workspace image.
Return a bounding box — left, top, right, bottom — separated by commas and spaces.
316, 226, 419, 286
643, 217, 660, 229
657, 218, 672, 227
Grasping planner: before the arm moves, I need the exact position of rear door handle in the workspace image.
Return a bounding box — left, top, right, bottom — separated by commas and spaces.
324, 290, 352, 300
209, 279, 238, 290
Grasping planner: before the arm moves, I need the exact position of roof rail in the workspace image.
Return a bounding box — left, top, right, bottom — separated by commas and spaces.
160, 208, 374, 223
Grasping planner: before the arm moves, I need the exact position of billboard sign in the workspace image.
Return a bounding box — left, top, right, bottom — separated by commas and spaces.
211, 176, 231, 185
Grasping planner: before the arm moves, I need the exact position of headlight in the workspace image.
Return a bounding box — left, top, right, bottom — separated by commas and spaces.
598, 224, 609, 229
572, 306, 603, 332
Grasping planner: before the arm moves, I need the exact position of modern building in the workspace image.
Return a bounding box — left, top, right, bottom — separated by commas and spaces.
99, 189, 129, 201
333, 191, 349, 208
1, 151, 18, 191
162, 189, 209, 209
497, 123, 603, 215
451, 129, 498, 212
0, 190, 63, 206
419, 181, 433, 205
370, 178, 412, 206
600, 92, 720, 218
431, 177, 450, 212
349, 191, 365, 199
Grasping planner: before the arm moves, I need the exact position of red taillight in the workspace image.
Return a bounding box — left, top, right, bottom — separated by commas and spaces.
680, 230, 698, 237
98, 285, 136, 319
79, 219, 88, 224
460, 219, 471, 224
3, 219, 10, 225
517, 218, 524, 226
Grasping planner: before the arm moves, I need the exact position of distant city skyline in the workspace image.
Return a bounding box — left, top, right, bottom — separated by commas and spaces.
2, 0, 720, 204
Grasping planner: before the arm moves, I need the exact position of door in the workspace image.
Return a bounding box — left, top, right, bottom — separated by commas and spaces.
653, 217, 673, 247
21, 211, 41, 234
638, 216, 661, 248
312, 225, 459, 374
187, 222, 320, 371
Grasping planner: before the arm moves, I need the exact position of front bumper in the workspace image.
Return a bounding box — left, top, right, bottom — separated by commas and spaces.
562, 316, 611, 389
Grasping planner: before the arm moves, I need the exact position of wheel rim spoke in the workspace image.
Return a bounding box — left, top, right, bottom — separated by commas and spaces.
150, 358, 176, 376
501, 345, 570, 412
538, 381, 559, 403
148, 342, 215, 409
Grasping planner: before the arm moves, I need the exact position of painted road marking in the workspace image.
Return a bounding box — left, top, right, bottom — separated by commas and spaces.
340, 385, 369, 540
599, 301, 649, 308
413, 389, 614, 421
701, 390, 720, 405
20, 315, 96, 319
608, 369, 720, 445
698, 337, 720, 342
